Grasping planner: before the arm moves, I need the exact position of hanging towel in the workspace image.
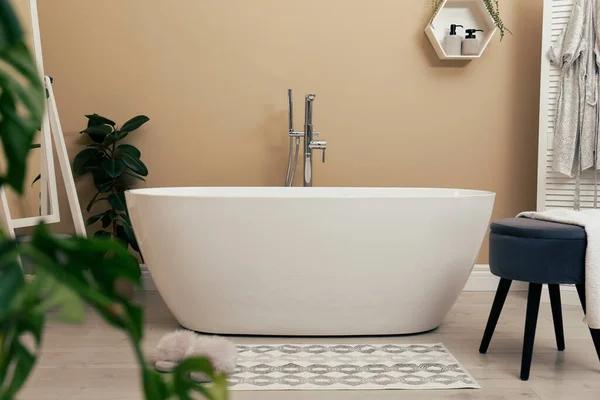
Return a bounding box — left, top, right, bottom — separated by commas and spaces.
549, 0, 599, 178
518, 209, 600, 330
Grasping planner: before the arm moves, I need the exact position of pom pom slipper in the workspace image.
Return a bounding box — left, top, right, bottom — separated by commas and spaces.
154, 330, 198, 373
154, 330, 238, 382
185, 335, 238, 382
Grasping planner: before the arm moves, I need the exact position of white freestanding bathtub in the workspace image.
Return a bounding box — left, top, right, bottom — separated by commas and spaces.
126, 187, 495, 336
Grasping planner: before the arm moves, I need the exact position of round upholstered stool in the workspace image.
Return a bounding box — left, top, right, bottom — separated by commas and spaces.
479, 217, 600, 380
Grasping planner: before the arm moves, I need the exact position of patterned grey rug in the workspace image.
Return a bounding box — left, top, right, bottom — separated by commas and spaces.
229, 343, 479, 391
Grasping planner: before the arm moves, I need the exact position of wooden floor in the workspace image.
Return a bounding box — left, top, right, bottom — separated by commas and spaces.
20, 291, 600, 400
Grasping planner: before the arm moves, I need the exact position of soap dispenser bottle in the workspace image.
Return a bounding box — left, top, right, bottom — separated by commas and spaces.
462, 29, 484, 56
443, 24, 463, 56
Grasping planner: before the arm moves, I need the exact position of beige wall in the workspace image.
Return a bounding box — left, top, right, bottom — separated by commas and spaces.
36, 0, 543, 262
2, 0, 41, 219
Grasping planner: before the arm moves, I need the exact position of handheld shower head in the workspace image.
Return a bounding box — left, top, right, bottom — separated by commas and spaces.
288, 89, 293, 133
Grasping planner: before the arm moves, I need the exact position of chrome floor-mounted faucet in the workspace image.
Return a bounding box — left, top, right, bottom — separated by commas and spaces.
284, 89, 326, 187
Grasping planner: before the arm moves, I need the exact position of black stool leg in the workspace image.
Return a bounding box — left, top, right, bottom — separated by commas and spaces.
575, 284, 600, 362
479, 278, 512, 354
548, 284, 565, 351
576, 284, 586, 310
521, 283, 542, 381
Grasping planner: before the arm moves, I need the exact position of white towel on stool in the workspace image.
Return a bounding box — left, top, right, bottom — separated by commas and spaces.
518, 209, 600, 329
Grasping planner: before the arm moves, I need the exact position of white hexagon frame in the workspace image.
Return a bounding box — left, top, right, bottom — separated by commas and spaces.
425, 0, 497, 60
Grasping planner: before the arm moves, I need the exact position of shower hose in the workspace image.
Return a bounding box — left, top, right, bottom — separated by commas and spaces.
285, 136, 300, 187
285, 88, 300, 187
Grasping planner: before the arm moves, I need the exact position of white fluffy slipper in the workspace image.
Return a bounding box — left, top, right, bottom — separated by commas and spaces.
154, 330, 198, 373
185, 335, 238, 382
154, 330, 238, 381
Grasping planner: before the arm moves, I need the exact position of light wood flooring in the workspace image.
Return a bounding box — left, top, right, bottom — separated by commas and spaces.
20, 291, 600, 399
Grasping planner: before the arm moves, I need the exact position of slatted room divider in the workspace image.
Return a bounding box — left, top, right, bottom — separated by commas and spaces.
538, 0, 599, 210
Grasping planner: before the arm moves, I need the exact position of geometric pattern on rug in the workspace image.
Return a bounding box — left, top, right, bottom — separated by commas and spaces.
229, 344, 480, 391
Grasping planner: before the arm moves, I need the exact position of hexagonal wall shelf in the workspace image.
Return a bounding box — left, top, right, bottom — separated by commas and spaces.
425, 0, 497, 60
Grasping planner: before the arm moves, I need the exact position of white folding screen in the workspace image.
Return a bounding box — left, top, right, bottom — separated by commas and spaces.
537, 0, 599, 210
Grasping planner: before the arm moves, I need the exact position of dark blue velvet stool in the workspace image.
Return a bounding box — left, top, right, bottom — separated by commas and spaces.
479, 217, 600, 380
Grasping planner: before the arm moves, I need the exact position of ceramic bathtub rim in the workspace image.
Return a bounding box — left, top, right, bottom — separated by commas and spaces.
127, 186, 495, 199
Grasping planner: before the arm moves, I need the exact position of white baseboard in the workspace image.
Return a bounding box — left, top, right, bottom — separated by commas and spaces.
141, 264, 529, 293
463, 264, 528, 292
141, 265, 156, 291
141, 264, 580, 305
464, 264, 581, 306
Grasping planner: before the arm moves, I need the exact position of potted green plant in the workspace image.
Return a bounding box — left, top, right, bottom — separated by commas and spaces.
73, 114, 149, 258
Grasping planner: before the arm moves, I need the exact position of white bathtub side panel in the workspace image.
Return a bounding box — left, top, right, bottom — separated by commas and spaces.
127, 193, 494, 336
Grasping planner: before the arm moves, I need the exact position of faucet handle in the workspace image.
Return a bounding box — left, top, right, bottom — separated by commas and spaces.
309, 140, 326, 149
309, 140, 327, 163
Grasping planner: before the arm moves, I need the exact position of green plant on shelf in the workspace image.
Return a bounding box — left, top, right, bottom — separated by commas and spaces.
74, 114, 149, 258
0, 1, 228, 398
431, 0, 512, 41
